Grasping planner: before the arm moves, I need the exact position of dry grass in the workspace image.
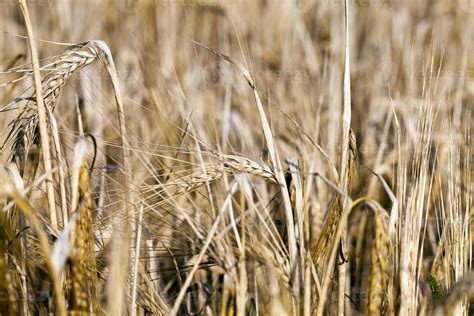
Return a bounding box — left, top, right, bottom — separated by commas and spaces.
0, 0, 472, 315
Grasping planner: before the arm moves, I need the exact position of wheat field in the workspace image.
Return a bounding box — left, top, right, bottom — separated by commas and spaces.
0, 0, 472, 315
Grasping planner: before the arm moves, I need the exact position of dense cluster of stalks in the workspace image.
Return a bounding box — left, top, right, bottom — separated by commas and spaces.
0, 0, 472, 315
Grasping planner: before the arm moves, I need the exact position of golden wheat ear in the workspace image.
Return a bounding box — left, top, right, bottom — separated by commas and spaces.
0, 199, 19, 315
0, 167, 66, 314
57, 137, 97, 313
365, 203, 392, 314
5, 42, 99, 161
150, 154, 276, 199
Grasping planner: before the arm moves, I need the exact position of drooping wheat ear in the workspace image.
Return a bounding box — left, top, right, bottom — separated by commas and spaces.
172, 165, 225, 197
220, 154, 277, 182
4, 41, 103, 163
172, 155, 277, 197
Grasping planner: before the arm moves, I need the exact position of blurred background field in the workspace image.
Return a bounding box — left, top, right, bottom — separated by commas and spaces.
0, 0, 472, 315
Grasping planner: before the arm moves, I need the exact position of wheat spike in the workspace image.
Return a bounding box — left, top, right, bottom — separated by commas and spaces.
69, 158, 98, 313
4, 41, 102, 166
171, 155, 277, 197
366, 207, 391, 315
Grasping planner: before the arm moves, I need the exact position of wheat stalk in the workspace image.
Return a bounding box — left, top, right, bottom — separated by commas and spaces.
17, 0, 59, 229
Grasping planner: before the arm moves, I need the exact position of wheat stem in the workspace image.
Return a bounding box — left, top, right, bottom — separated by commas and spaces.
17, 0, 58, 229
338, 1, 352, 314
